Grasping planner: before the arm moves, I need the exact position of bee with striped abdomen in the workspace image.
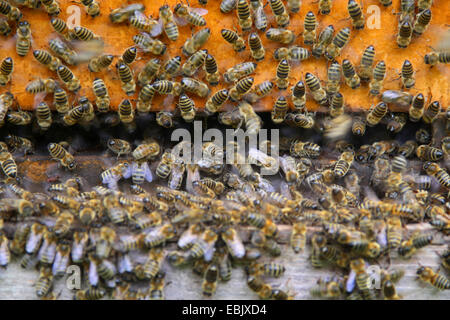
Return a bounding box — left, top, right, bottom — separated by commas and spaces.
348, 0, 364, 29
275, 59, 290, 90
397, 20, 412, 48
92, 78, 110, 113
266, 28, 295, 44
159, 4, 179, 41
236, 0, 252, 31
174, 3, 207, 27
334, 151, 354, 178
424, 51, 450, 66
325, 27, 350, 61
417, 266, 450, 290
366, 102, 387, 127
205, 89, 229, 114
305, 72, 328, 106
48, 143, 76, 170
312, 25, 334, 58
303, 11, 317, 45
33, 50, 60, 72
133, 33, 167, 55
80, 0, 100, 17
0, 57, 12, 86
35, 102, 52, 131
88, 54, 114, 73
16, 20, 31, 57
342, 59, 360, 89
116, 61, 136, 96
413, 9, 432, 35
369, 61, 386, 95
248, 33, 265, 61
41, 0, 60, 15
221, 29, 246, 52
57, 65, 80, 92
182, 28, 210, 56
269, 0, 289, 27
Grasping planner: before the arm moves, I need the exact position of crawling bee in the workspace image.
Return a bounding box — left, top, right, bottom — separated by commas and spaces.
159, 4, 178, 41
266, 28, 295, 44
325, 27, 350, 61
424, 162, 450, 190
109, 3, 145, 23
424, 51, 449, 66
312, 25, 334, 58
107, 139, 131, 158
236, 0, 252, 31
291, 222, 307, 253
334, 151, 354, 178
133, 33, 166, 55
174, 3, 207, 26
221, 29, 246, 52
251, 0, 267, 31
417, 266, 450, 290
269, 0, 289, 27
4, 134, 33, 155
80, 0, 100, 17
305, 72, 328, 106
41, 0, 60, 16
182, 49, 207, 77
348, 0, 364, 29
48, 143, 76, 170
16, 20, 31, 57
182, 28, 210, 56
303, 11, 317, 45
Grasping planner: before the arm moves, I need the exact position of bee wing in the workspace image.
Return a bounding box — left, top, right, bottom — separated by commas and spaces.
174, 16, 189, 27
149, 19, 163, 37
52, 250, 62, 275
25, 232, 41, 254
257, 177, 276, 193
191, 8, 208, 16
118, 253, 133, 274
178, 227, 200, 248
88, 259, 99, 287
346, 269, 357, 293
223, 232, 245, 259
121, 164, 133, 180
0, 241, 9, 266
186, 165, 200, 193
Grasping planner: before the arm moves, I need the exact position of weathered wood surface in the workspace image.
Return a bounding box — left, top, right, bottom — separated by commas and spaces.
0, 225, 448, 300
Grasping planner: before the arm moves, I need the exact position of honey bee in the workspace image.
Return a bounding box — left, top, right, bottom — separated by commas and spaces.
0, 234, 10, 268
221, 29, 246, 52
229, 77, 254, 102
269, 0, 289, 27
397, 20, 412, 48
305, 72, 328, 106
88, 54, 114, 73
220, 0, 237, 13
52, 241, 71, 276
202, 264, 219, 297
0, 1, 21, 21
325, 27, 350, 61
159, 5, 179, 41
0, 56, 12, 86
182, 28, 210, 56
342, 59, 360, 89
80, 0, 100, 17
424, 162, 450, 190
116, 60, 136, 96
312, 25, 334, 58
366, 102, 388, 127
0, 92, 13, 126
132, 141, 160, 161
265, 28, 295, 44
35, 267, 53, 298
348, 0, 364, 29
334, 151, 354, 178
57, 65, 80, 92
149, 272, 166, 300
16, 20, 31, 57
205, 89, 229, 114
6, 110, 32, 126
4, 134, 33, 155
413, 9, 432, 35
221, 226, 245, 258
0, 18, 11, 36
417, 266, 450, 290
416, 145, 443, 161
236, 0, 252, 31
131, 161, 153, 185
291, 222, 307, 253
48, 142, 76, 170
174, 3, 207, 27
424, 51, 450, 66
246, 275, 273, 299
422, 101, 440, 124
41, 0, 60, 15
349, 259, 376, 299
143, 223, 177, 248
303, 11, 317, 46
275, 59, 290, 90
386, 113, 407, 133
408, 93, 426, 122
74, 287, 106, 300
133, 33, 167, 55
169, 160, 186, 190
182, 50, 207, 78
109, 3, 145, 23
25, 223, 46, 255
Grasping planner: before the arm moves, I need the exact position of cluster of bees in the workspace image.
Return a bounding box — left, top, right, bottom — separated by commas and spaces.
0, 0, 448, 300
